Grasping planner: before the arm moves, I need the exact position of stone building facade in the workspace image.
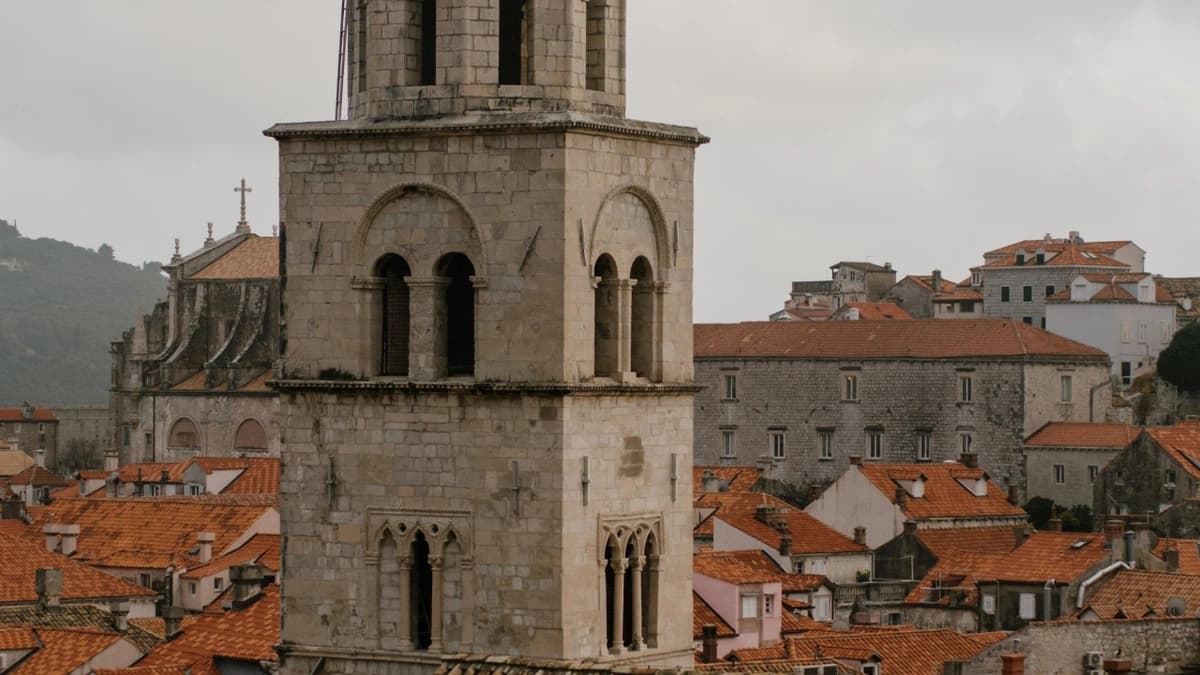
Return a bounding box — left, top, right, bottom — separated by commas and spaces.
267, 1, 705, 672
109, 226, 280, 464
1022, 422, 1138, 508
0, 405, 58, 469
1095, 422, 1200, 519
694, 320, 1112, 501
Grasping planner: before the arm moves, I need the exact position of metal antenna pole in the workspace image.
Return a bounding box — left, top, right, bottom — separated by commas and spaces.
334, 0, 349, 120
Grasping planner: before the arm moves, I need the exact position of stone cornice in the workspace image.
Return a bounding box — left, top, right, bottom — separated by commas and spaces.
264, 111, 709, 147
269, 379, 702, 396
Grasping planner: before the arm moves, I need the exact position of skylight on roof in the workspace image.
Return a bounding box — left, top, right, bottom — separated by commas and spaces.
1071, 539, 1090, 549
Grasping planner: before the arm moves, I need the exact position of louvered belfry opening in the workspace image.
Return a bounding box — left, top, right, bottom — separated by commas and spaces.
378, 254, 412, 376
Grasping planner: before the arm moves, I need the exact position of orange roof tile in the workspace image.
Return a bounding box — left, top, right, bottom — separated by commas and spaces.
695, 492, 867, 556
693, 592, 736, 640
210, 458, 279, 495
181, 533, 280, 580
10, 627, 127, 675
843, 303, 912, 320
126, 615, 201, 640
190, 237, 279, 280
1147, 423, 1200, 480
0, 451, 35, 477
8, 465, 69, 488
0, 533, 155, 603
1153, 538, 1200, 576
1025, 423, 1141, 449
858, 462, 1027, 521
135, 584, 279, 670
23, 497, 275, 570
915, 527, 1021, 559
986, 239, 1132, 258
726, 629, 997, 675
781, 611, 827, 635
974, 531, 1109, 584
693, 465, 762, 494
0, 519, 29, 537
694, 550, 829, 593
695, 320, 1107, 361
1077, 569, 1200, 619
0, 626, 38, 650
0, 407, 57, 423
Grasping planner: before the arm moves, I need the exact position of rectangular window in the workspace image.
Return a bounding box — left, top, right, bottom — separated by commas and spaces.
1138, 321, 1149, 343
1019, 593, 1037, 620
188, 581, 197, 595
419, 0, 437, 85
1121, 362, 1132, 386
1000, 286, 1011, 302
982, 594, 995, 615
1166, 468, 1177, 484
1060, 375, 1073, 402
962, 301, 976, 313
188, 484, 202, 496
1040, 317, 1046, 329
959, 433, 973, 455
721, 431, 736, 458
867, 430, 883, 460
959, 375, 973, 403
498, 0, 527, 85
1045, 285, 1055, 297
1023, 286, 1033, 302
792, 559, 804, 573
763, 594, 775, 617
818, 430, 833, 460
1088, 465, 1099, 484
214, 577, 224, 590
1162, 321, 1174, 343
1121, 321, 1133, 344
843, 374, 859, 402
740, 594, 759, 619
139, 573, 151, 588
917, 432, 932, 461
972, 272, 981, 286
723, 374, 737, 400
771, 431, 785, 460
1022, 316, 1033, 325
1053, 464, 1065, 485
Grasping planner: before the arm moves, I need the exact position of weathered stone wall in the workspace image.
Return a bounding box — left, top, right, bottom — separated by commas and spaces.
1022, 363, 1113, 433
980, 266, 1117, 325
965, 617, 1200, 674
0, 418, 58, 470
1095, 433, 1199, 517
54, 405, 110, 451
1024, 447, 1119, 508
885, 278, 933, 318
138, 393, 278, 462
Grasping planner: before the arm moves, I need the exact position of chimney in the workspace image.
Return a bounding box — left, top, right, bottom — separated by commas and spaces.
1104, 519, 1125, 550
1103, 658, 1133, 675
34, 448, 45, 468
1131, 521, 1156, 558
849, 455, 863, 467
43, 523, 62, 552
903, 519, 918, 536
105, 474, 119, 499
1047, 517, 1062, 532
1007, 485, 1020, 505
1166, 547, 1181, 572
59, 524, 80, 556
894, 485, 907, 510
35, 568, 63, 609
103, 449, 119, 473
1001, 653, 1025, 675
196, 532, 215, 564
700, 470, 720, 494
854, 526, 867, 547
932, 269, 943, 294
1123, 530, 1136, 568
756, 453, 775, 476
0, 494, 24, 520
700, 624, 718, 663
21, 403, 34, 420
779, 533, 793, 557
230, 563, 265, 608
1043, 580, 1055, 620
1013, 525, 1030, 549
959, 452, 978, 469
163, 606, 185, 641
1069, 230, 1082, 244
110, 602, 130, 631
884, 262, 893, 271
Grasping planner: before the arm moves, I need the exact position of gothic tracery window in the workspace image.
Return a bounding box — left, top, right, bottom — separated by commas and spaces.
602, 520, 661, 654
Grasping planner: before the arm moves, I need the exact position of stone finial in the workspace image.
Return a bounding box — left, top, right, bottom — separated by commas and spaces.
171, 238, 182, 263
204, 222, 215, 246
234, 178, 252, 233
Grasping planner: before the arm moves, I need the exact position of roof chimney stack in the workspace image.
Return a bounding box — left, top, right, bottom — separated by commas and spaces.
163, 606, 185, 641
103, 449, 119, 473
903, 519, 918, 536
894, 485, 907, 510
110, 602, 130, 631
932, 270, 943, 294
1166, 547, 1181, 572
34, 448, 45, 468
35, 568, 63, 609
196, 532, 215, 564
959, 453, 978, 469
230, 563, 265, 608
1069, 230, 1082, 244
1047, 517, 1062, 532
779, 532, 793, 557
700, 624, 718, 663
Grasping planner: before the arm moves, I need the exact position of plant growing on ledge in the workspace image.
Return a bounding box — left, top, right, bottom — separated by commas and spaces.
1158, 320, 1200, 392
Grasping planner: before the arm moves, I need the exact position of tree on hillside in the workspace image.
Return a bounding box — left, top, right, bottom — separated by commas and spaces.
1158, 320, 1200, 392
98, 243, 114, 259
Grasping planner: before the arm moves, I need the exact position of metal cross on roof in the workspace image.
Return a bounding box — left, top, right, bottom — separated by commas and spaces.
234, 178, 253, 231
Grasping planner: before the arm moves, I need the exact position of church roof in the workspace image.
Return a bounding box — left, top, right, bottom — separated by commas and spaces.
191, 237, 278, 280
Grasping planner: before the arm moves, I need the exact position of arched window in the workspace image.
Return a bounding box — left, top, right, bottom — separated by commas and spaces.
410, 531, 433, 649
602, 528, 658, 654
594, 254, 619, 378
234, 419, 268, 452
630, 257, 655, 380
498, 0, 528, 85
377, 254, 412, 376
585, 0, 608, 91
437, 253, 475, 376
167, 418, 199, 451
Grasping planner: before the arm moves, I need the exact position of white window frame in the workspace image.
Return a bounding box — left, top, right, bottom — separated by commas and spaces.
867, 431, 883, 460
1088, 465, 1099, 484
740, 594, 760, 619
1019, 592, 1037, 620
770, 431, 785, 460
843, 374, 859, 402
188, 581, 197, 595
1138, 321, 1149, 344
1060, 375, 1073, 403
917, 432, 932, 461
214, 577, 224, 591
818, 431, 833, 460
721, 430, 736, 458
1121, 321, 1133, 344
1053, 464, 1065, 485
959, 375, 973, 403
982, 594, 996, 614
959, 433, 973, 455
723, 374, 738, 400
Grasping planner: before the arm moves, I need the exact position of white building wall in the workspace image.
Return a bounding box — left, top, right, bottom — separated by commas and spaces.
804, 468, 903, 549
1045, 302, 1175, 382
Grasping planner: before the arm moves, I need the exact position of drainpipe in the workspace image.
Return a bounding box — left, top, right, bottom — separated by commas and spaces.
1076, 561, 1129, 608
1042, 579, 1055, 621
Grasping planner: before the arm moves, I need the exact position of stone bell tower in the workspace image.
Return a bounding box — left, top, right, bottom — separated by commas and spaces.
267, 1, 706, 672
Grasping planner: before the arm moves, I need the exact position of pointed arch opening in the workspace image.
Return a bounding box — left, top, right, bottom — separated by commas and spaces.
410, 531, 433, 649
234, 419, 267, 452
642, 531, 659, 648
621, 538, 636, 649
436, 253, 476, 377
594, 254, 619, 378
376, 254, 412, 376
603, 536, 618, 653
630, 256, 656, 381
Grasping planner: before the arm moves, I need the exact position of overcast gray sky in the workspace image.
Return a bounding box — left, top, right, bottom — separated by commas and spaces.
2, 2, 1199, 322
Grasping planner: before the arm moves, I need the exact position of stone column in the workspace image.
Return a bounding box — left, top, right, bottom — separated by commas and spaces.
630, 556, 645, 650
609, 557, 627, 655
651, 281, 669, 382
615, 279, 635, 383
405, 277, 449, 380
351, 277, 385, 377
364, 555, 380, 647
429, 556, 444, 651
645, 554, 661, 648
397, 557, 413, 651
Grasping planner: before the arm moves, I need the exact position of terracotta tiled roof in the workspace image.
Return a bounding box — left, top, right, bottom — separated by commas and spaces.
9, 627, 129, 675
190, 237, 279, 280
110, 457, 278, 495
169, 371, 207, 392
693, 466, 762, 494
0, 533, 155, 604
0, 626, 38, 650
933, 288, 983, 302
126, 615, 201, 640
135, 584, 279, 671
23, 497, 275, 570
832, 261, 892, 272
693, 592, 736, 640
237, 371, 272, 392
181, 533, 280, 580
903, 550, 1001, 606
1153, 538, 1200, 576
0, 407, 57, 423
0, 519, 29, 536
781, 611, 827, 635
842, 303, 912, 320
973, 531, 1109, 584
96, 668, 193, 675
695, 492, 867, 555
775, 306, 834, 321
1077, 569, 1200, 619
857, 462, 1027, 521
914, 527, 1021, 559
0, 451, 35, 477
694, 320, 1107, 361
49, 480, 86, 501
694, 550, 830, 594
1024, 423, 1141, 449
726, 629, 997, 675
8, 465, 69, 488
210, 458, 279, 495
1147, 422, 1200, 480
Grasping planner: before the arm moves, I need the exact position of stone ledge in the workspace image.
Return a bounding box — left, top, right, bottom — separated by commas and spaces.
269, 379, 704, 396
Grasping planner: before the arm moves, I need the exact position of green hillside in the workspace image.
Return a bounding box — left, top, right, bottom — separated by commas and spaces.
0, 220, 166, 405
